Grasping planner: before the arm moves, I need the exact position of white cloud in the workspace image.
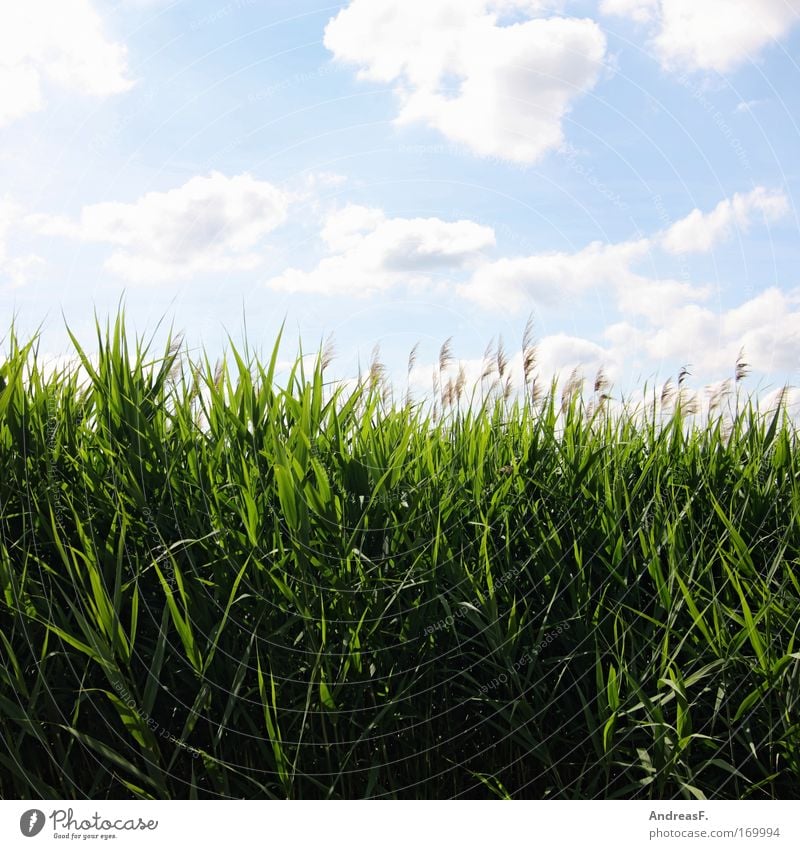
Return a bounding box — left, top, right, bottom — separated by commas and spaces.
602, 0, 800, 73
29, 172, 292, 283
761, 385, 800, 415
262, 187, 796, 390
534, 332, 612, 380
643, 303, 720, 362
0, 197, 44, 289
600, 0, 657, 23
266, 186, 787, 320
660, 187, 789, 254
454, 187, 794, 380
268, 204, 495, 296
0, 1, 134, 126
458, 186, 787, 313
457, 237, 655, 310
641, 288, 800, 376
614, 276, 712, 321
324, 0, 606, 163
720, 288, 800, 372
735, 99, 766, 113
0, 64, 45, 127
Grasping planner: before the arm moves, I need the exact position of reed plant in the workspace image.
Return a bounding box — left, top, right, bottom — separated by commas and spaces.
0, 313, 798, 799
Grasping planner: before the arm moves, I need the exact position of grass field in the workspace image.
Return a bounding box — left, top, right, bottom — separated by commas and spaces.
1, 314, 798, 799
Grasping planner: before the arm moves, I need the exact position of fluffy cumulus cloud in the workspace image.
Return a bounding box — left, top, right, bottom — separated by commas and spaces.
0, 1, 134, 126
457, 238, 651, 311
267, 186, 790, 339
638, 287, 800, 375
459, 186, 789, 312
268, 204, 495, 296
30, 172, 291, 283
323, 0, 607, 163
660, 187, 790, 254
601, 0, 800, 73
720, 288, 800, 372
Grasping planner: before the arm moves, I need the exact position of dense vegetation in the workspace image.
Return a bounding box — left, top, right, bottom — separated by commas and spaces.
1, 315, 798, 799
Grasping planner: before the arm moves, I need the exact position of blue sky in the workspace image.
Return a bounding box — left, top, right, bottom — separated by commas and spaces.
2, 0, 800, 408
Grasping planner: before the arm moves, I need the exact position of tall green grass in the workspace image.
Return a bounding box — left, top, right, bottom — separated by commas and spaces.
0, 314, 798, 799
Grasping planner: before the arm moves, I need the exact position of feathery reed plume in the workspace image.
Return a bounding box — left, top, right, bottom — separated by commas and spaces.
522, 312, 535, 354
442, 377, 454, 408
677, 388, 699, 415
321, 333, 336, 371
212, 358, 225, 390
496, 336, 508, 379
522, 316, 538, 388
439, 337, 453, 374
481, 338, 496, 381
660, 377, 675, 410
455, 363, 466, 404
502, 374, 514, 401
187, 362, 202, 403
369, 344, 385, 386
594, 367, 610, 396
530, 378, 543, 407
407, 342, 419, 377
735, 348, 750, 383
523, 344, 538, 386
167, 332, 184, 360
166, 332, 185, 383
561, 367, 583, 414
707, 379, 731, 414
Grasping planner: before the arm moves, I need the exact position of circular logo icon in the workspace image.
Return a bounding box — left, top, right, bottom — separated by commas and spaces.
19, 810, 46, 837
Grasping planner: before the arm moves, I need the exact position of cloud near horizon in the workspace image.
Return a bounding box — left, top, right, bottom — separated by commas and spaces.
268, 185, 795, 386
28, 172, 292, 284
